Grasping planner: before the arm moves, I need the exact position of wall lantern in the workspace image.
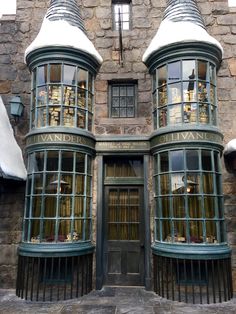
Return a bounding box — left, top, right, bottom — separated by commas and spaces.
10, 96, 24, 119
224, 139, 236, 174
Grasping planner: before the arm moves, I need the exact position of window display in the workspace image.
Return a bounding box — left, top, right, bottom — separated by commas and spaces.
154, 149, 225, 245
153, 59, 217, 128
31, 63, 94, 130
24, 150, 92, 243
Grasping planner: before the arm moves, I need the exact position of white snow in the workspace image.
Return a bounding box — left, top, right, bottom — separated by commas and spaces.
224, 139, 236, 155
25, 18, 103, 64
142, 20, 223, 63
0, 96, 27, 180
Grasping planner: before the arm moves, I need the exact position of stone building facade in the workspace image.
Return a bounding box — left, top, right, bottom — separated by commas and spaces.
0, 0, 236, 302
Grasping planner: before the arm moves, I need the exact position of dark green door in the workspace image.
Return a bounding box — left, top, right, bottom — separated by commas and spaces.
104, 186, 144, 286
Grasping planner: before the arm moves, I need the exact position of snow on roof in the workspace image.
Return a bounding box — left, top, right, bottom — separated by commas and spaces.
25, 18, 103, 64
0, 96, 27, 180
142, 20, 223, 63
224, 139, 236, 156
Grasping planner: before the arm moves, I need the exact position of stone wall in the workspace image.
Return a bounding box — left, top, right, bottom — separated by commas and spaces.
0, 0, 236, 291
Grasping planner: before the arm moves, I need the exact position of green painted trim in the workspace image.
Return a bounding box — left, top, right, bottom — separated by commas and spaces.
151, 242, 231, 260
150, 128, 224, 152
95, 136, 150, 153
18, 242, 95, 257
144, 42, 222, 74
104, 177, 144, 185
26, 46, 101, 75
26, 129, 96, 153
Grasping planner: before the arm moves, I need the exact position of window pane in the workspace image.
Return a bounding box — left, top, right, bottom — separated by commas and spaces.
198, 60, 208, 81
168, 83, 181, 103
186, 150, 198, 170
61, 151, 74, 172
168, 61, 181, 82
45, 196, 57, 217
190, 221, 203, 243
160, 152, 169, 172
64, 64, 76, 85
37, 65, 48, 85
77, 69, 87, 89
172, 173, 185, 194
173, 196, 185, 217
46, 151, 59, 171
182, 60, 195, 81
33, 151, 44, 172
202, 151, 212, 170
188, 196, 201, 218
170, 150, 184, 171
157, 65, 167, 87
50, 64, 61, 83
160, 174, 169, 194
161, 196, 170, 218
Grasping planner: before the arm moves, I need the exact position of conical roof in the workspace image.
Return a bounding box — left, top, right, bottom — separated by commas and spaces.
143, 0, 223, 63
45, 0, 86, 33
163, 0, 205, 29
25, 0, 102, 64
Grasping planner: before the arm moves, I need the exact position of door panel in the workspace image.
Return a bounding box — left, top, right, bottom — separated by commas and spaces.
104, 187, 144, 286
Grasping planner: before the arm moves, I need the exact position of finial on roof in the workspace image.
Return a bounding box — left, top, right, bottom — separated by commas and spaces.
46, 0, 86, 33
163, 0, 205, 29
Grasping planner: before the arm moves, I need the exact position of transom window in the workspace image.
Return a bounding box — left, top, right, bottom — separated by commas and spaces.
153, 148, 225, 245
24, 149, 92, 243
152, 59, 217, 128
109, 82, 137, 118
112, 1, 131, 30
31, 63, 94, 131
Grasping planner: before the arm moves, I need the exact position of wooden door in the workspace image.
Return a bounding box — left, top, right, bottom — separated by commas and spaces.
104, 186, 144, 286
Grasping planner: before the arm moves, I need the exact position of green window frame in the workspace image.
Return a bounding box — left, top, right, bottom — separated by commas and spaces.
31, 63, 94, 131
109, 82, 137, 118
153, 148, 226, 245
152, 59, 217, 129
24, 149, 93, 243
112, 0, 131, 31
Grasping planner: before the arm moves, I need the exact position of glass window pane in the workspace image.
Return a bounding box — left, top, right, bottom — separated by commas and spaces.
43, 220, 56, 242
63, 64, 76, 85
169, 104, 182, 124
58, 220, 71, 242
37, 86, 47, 107
186, 150, 199, 170
188, 196, 201, 218
50, 64, 61, 83
46, 151, 59, 171
168, 61, 181, 82
158, 86, 167, 106
157, 65, 167, 87
74, 197, 84, 217
76, 153, 85, 173
183, 81, 196, 102
202, 151, 212, 170
77, 89, 86, 108
204, 196, 215, 218
173, 220, 186, 242
37, 65, 48, 85
45, 196, 57, 217
78, 69, 87, 89
162, 220, 171, 242
203, 173, 214, 194
48, 85, 61, 105
59, 196, 72, 217
160, 152, 169, 172
31, 220, 40, 241
170, 150, 184, 171
168, 83, 181, 103
182, 60, 195, 81
61, 151, 74, 172
160, 174, 170, 194
172, 173, 185, 194
32, 196, 42, 217
173, 196, 185, 217
75, 175, 84, 195
159, 108, 167, 127
74, 220, 83, 240
198, 60, 208, 81
33, 173, 44, 194
161, 197, 170, 218
45, 173, 58, 194
64, 86, 76, 106
206, 221, 217, 243
190, 221, 203, 243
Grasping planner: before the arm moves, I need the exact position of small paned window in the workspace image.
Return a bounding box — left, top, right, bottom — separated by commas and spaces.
152, 59, 217, 129
31, 63, 94, 131
109, 82, 137, 118
24, 149, 92, 243
112, 1, 131, 30
154, 148, 226, 245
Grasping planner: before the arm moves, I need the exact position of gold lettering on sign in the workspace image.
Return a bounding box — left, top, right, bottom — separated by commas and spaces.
96, 141, 150, 151
26, 133, 95, 147
151, 131, 222, 147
